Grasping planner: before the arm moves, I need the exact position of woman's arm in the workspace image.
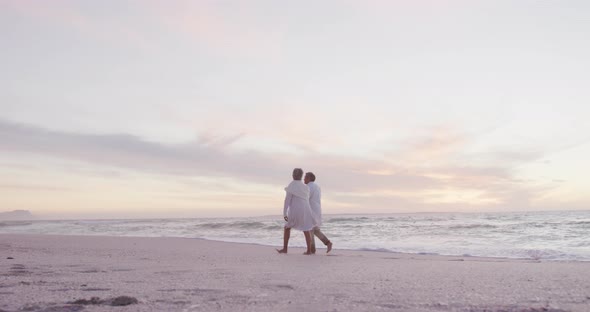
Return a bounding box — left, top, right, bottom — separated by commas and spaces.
283, 193, 292, 218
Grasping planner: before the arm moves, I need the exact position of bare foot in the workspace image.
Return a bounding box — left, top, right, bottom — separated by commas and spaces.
326, 242, 333, 253
303, 251, 313, 255
276, 249, 287, 254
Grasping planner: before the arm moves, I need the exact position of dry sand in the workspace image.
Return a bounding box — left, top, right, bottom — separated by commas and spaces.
1, 234, 589, 311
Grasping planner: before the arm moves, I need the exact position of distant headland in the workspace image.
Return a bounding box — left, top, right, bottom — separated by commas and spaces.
0, 210, 34, 220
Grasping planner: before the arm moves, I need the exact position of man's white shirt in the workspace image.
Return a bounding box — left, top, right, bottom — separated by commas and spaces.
308, 182, 322, 227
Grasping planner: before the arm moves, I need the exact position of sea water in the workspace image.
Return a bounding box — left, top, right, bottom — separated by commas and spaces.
1, 210, 589, 261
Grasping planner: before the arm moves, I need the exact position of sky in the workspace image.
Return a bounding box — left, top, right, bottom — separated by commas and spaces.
1, 0, 589, 219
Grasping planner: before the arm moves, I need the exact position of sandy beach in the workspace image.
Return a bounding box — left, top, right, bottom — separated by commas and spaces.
1, 234, 589, 312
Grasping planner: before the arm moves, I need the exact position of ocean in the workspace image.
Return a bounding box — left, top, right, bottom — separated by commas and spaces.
1, 210, 589, 261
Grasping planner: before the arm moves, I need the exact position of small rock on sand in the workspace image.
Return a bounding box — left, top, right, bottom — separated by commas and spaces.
110, 296, 139, 306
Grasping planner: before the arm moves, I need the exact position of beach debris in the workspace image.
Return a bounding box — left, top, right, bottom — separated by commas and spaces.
18, 304, 85, 312
9, 264, 28, 276
110, 296, 139, 306
69, 295, 138, 306
38, 305, 85, 312
6, 257, 14, 259
71, 297, 101, 305
467, 305, 567, 312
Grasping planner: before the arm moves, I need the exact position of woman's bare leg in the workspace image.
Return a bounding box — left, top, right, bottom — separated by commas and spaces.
276, 227, 291, 253
303, 231, 313, 255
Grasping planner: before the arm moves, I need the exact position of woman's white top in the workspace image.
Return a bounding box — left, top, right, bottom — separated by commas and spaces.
283, 180, 315, 231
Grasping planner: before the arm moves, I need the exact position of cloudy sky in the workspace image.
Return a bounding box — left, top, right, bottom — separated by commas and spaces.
1, 1, 589, 219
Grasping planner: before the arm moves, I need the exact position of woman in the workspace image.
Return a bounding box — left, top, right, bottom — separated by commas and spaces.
276, 168, 315, 255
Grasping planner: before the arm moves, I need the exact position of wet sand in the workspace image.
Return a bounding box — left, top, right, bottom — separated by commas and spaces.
1, 234, 589, 311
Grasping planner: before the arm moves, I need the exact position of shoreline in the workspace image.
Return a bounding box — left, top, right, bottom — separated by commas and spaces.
2, 233, 590, 311
2, 211, 588, 263
5, 209, 589, 221
1, 232, 587, 263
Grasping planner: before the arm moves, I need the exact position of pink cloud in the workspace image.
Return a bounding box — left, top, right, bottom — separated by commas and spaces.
0, 119, 552, 211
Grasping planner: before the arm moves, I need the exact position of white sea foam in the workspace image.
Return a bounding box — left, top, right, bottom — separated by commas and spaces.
1, 210, 589, 261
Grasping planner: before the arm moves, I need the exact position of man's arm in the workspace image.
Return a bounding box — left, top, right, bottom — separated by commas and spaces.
308, 187, 315, 201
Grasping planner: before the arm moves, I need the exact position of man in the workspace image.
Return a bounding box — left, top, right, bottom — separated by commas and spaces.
276, 168, 315, 255
304, 172, 333, 254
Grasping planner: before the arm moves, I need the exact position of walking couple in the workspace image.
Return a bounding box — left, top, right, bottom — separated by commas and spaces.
276, 168, 333, 255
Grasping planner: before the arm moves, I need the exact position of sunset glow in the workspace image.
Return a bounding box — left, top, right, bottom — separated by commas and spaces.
1, 1, 589, 218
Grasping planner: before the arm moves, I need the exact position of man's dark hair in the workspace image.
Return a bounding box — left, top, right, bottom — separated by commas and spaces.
292, 168, 304, 180
305, 172, 316, 182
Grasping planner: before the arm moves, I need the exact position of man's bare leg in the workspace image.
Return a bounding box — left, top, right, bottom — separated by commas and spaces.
303, 231, 313, 255
314, 228, 333, 253
310, 228, 317, 254
276, 227, 291, 253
